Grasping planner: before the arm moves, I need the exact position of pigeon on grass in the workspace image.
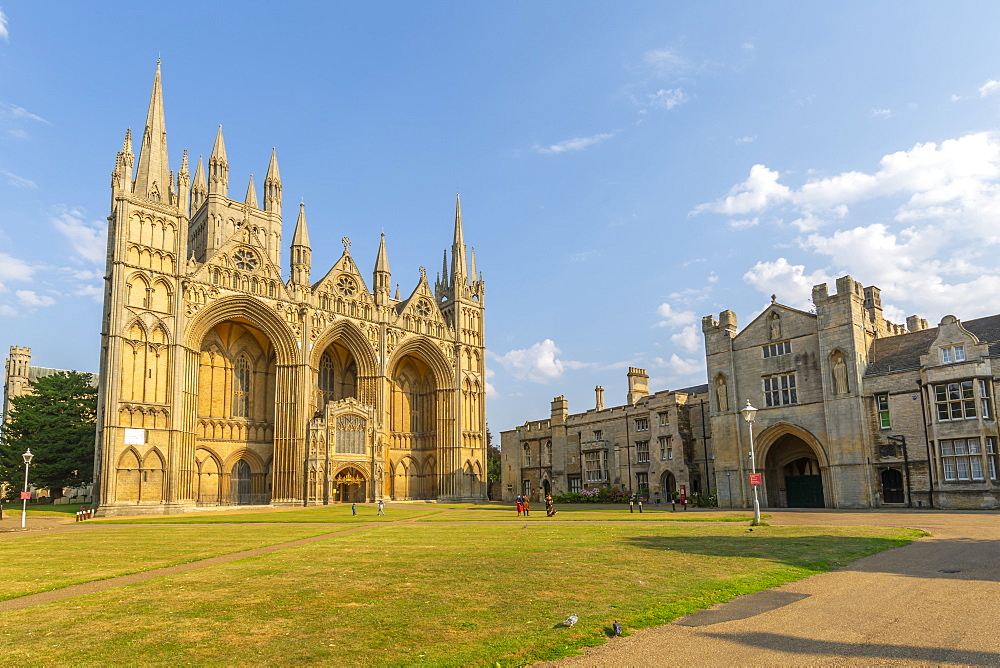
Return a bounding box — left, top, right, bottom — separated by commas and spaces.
562, 614, 578, 628
612, 620, 623, 636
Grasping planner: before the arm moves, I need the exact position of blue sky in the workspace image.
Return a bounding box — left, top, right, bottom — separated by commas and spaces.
4, 2, 1000, 432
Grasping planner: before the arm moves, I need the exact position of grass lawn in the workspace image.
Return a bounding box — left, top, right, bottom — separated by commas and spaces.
0, 525, 341, 600
93, 503, 471, 524
0, 517, 921, 665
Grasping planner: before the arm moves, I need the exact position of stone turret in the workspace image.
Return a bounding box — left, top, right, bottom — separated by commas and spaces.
627, 367, 649, 405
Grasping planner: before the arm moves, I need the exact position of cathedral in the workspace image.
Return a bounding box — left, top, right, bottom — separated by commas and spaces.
94, 64, 487, 515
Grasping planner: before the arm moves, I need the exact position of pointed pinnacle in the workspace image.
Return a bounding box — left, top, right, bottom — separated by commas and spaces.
292, 202, 311, 247
265, 147, 281, 183
375, 232, 391, 274
211, 125, 227, 162
245, 174, 258, 208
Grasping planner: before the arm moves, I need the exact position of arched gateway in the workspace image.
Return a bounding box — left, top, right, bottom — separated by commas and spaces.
94, 64, 488, 515
757, 425, 828, 509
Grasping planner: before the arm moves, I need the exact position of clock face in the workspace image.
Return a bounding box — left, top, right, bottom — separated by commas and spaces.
336, 276, 357, 297
415, 300, 432, 317
234, 249, 258, 272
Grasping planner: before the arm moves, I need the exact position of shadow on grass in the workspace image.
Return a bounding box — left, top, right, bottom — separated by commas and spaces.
621, 532, 916, 572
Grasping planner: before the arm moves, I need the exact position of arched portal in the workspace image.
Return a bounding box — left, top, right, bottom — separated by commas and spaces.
333, 466, 367, 503
231, 460, 252, 505
388, 354, 437, 500
762, 431, 826, 508
661, 471, 677, 499
196, 320, 277, 504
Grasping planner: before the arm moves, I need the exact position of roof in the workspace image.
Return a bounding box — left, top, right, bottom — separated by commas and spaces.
27, 367, 99, 387
865, 314, 1000, 375
674, 383, 709, 395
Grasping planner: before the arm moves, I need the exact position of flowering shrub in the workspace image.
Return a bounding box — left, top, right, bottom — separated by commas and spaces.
554, 486, 636, 503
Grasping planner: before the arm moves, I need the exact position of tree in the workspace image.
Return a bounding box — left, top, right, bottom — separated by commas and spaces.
0, 371, 97, 499
486, 422, 501, 483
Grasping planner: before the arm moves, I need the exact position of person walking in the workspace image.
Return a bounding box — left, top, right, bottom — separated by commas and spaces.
377, 500, 385, 516
523, 497, 531, 517
351, 502, 357, 516
516, 494, 524, 516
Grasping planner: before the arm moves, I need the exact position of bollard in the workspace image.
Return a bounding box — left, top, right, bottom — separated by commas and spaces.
629, 501, 634, 513
638, 501, 643, 513
75, 511, 80, 522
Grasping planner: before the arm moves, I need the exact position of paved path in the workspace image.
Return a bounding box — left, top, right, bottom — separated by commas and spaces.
547, 510, 1000, 666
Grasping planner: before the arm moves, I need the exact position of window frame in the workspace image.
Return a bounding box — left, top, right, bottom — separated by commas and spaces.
934, 381, 977, 422
636, 440, 650, 463
764, 372, 798, 407
875, 393, 891, 429
940, 438, 985, 482
762, 340, 792, 358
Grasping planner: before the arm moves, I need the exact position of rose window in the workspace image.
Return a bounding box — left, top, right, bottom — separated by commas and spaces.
234, 249, 258, 272
416, 300, 432, 317
336, 276, 357, 297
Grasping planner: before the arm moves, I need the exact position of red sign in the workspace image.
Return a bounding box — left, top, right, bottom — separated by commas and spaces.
20, 492, 31, 500
748, 473, 763, 486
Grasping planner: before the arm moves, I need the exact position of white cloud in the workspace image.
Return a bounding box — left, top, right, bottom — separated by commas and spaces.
743, 258, 830, 310
0, 9, 8, 41
651, 353, 704, 377
534, 132, 615, 155
73, 284, 103, 302
484, 367, 498, 399
643, 48, 687, 75
0, 305, 17, 317
15, 290, 55, 307
1, 170, 36, 188
693, 164, 791, 215
670, 324, 702, 353
872, 108, 892, 119
51, 206, 107, 264
735, 135, 757, 144
979, 80, 1000, 98
0, 252, 36, 290
647, 88, 688, 110
492, 339, 585, 383
655, 302, 697, 328
728, 216, 759, 230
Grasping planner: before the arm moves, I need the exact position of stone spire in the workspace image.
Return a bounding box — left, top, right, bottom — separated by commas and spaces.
208, 125, 228, 197
373, 232, 391, 305
449, 193, 468, 287
191, 155, 207, 210
132, 61, 170, 202
177, 149, 190, 212
263, 148, 282, 213
112, 127, 134, 193
290, 203, 311, 286
244, 174, 258, 208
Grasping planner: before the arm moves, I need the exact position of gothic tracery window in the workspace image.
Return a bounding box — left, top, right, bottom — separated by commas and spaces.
234, 249, 258, 272
336, 276, 357, 297
416, 300, 432, 318
233, 355, 252, 418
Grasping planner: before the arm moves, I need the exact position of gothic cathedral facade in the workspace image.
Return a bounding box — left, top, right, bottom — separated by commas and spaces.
94, 64, 487, 515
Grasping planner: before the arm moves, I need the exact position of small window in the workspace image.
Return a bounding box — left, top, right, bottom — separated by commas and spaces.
636, 440, 650, 463
941, 345, 966, 364
659, 436, 671, 460
981, 380, 993, 420
940, 438, 984, 482
763, 340, 792, 358
568, 477, 581, 493
636, 472, 649, 494
935, 382, 976, 421
876, 393, 890, 429
522, 443, 531, 467
658, 411, 669, 426
634, 418, 649, 431
593, 430, 603, 441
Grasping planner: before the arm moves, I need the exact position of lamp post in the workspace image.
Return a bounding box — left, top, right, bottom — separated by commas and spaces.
741, 400, 761, 526
21, 448, 33, 530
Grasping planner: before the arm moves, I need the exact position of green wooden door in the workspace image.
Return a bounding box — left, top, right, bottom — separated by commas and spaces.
785, 475, 824, 508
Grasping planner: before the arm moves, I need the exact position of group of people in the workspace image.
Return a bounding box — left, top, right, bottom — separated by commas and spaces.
516, 493, 557, 517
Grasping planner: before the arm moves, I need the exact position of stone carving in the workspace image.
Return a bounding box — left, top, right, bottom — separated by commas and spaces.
833, 356, 848, 394
716, 375, 729, 412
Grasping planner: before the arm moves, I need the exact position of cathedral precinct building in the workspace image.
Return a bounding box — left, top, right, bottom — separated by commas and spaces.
504, 275, 1000, 510
93, 64, 487, 515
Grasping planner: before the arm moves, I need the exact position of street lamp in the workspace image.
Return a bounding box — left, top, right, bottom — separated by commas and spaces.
741, 400, 761, 526
21, 449, 33, 530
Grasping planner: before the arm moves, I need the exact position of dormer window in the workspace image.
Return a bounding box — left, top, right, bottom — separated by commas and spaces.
941, 345, 966, 364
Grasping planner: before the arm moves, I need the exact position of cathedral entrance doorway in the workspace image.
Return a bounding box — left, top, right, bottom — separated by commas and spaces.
333, 467, 367, 503
195, 320, 277, 506
231, 460, 252, 505
762, 432, 826, 508
388, 354, 438, 500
